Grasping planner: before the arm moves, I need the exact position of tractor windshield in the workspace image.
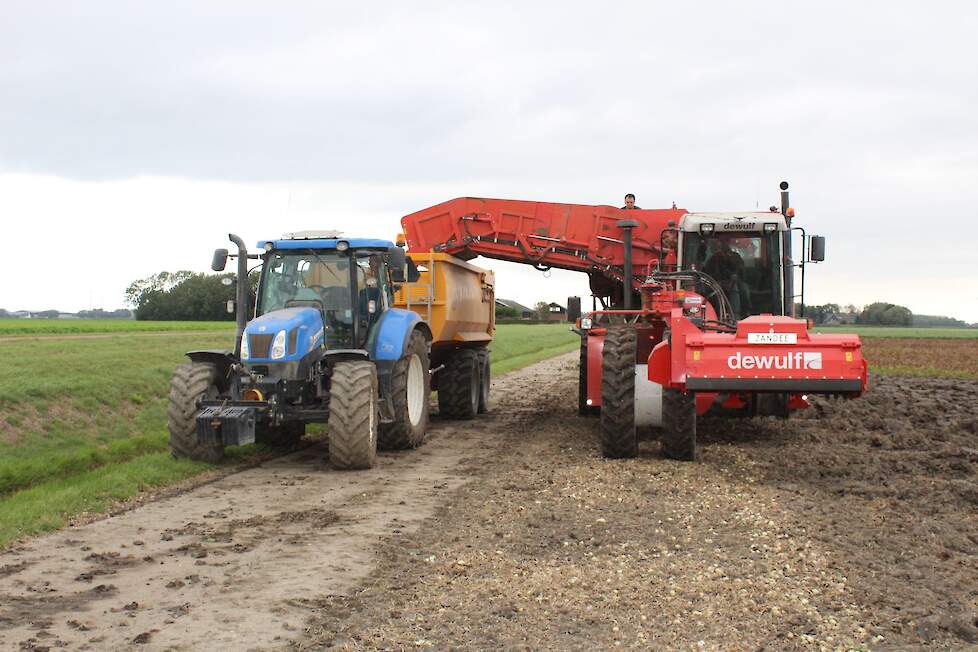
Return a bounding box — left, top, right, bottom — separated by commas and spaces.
257, 250, 386, 349
680, 231, 783, 319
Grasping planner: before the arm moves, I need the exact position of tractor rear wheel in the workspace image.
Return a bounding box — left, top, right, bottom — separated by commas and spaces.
167, 362, 225, 463
477, 348, 490, 414
599, 326, 638, 458
662, 388, 697, 461
438, 349, 479, 419
379, 331, 430, 450
328, 361, 379, 470
261, 422, 305, 449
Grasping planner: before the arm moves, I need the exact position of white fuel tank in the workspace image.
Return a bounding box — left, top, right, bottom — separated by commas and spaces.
634, 364, 663, 427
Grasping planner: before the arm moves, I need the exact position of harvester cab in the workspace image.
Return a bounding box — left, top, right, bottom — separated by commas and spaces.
167, 230, 438, 471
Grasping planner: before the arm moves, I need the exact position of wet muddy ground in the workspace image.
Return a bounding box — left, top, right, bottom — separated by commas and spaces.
1, 354, 976, 650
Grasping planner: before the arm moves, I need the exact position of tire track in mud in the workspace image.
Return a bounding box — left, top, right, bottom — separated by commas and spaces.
0, 358, 548, 651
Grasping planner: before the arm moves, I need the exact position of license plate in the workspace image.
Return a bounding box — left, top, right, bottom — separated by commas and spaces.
747, 332, 797, 344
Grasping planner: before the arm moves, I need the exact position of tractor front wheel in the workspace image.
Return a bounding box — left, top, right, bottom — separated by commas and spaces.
599, 326, 638, 458
328, 361, 379, 470
167, 362, 225, 463
661, 388, 697, 461
379, 331, 430, 450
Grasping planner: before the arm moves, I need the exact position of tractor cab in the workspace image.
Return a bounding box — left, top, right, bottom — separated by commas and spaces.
241, 234, 404, 366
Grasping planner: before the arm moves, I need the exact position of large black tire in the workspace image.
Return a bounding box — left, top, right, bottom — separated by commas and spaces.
438, 349, 479, 420
328, 361, 379, 470
662, 388, 697, 461
599, 327, 638, 458
260, 422, 305, 449
477, 348, 490, 414
167, 362, 225, 463
379, 331, 430, 450
579, 338, 599, 416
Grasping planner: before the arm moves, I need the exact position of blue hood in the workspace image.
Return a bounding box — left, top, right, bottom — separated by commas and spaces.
243, 307, 324, 362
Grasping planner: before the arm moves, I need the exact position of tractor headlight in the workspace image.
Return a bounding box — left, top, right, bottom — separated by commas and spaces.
240, 333, 250, 359
270, 329, 287, 359
699, 223, 715, 234
580, 317, 592, 330
763, 222, 778, 233
336, 240, 350, 252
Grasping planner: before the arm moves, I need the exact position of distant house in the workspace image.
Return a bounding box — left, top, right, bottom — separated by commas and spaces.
546, 302, 566, 322
496, 298, 534, 319
58, 313, 81, 319
11, 311, 32, 319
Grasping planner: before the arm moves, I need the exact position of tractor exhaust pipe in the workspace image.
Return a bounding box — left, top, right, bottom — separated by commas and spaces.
617, 219, 639, 309
228, 233, 249, 357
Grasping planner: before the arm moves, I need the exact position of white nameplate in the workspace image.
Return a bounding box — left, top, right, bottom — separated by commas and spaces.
747, 332, 797, 345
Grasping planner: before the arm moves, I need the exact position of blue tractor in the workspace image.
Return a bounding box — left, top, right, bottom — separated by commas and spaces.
167, 231, 436, 470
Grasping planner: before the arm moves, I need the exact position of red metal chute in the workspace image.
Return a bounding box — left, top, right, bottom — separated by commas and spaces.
402, 197, 686, 286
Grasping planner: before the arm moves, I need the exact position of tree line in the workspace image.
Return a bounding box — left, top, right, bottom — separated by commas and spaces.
121, 269, 972, 327
125, 271, 257, 321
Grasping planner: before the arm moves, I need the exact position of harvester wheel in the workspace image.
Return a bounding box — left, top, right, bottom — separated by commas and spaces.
262, 422, 305, 449
328, 361, 379, 470
167, 362, 225, 463
438, 349, 479, 419
379, 331, 430, 450
579, 338, 599, 416
599, 326, 638, 458
662, 388, 697, 461
477, 348, 490, 414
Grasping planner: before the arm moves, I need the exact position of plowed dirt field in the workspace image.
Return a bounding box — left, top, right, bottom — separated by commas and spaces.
1, 352, 976, 650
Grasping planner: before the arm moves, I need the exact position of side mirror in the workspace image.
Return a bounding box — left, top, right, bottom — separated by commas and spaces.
212, 248, 229, 271
387, 246, 406, 276
810, 236, 826, 262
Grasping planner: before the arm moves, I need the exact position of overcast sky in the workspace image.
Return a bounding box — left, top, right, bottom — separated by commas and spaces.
2, 1, 976, 321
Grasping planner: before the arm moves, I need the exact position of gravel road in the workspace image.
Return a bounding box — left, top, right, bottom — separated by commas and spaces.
2, 352, 976, 650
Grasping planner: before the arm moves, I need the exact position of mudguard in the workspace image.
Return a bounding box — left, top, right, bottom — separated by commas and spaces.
368, 308, 431, 361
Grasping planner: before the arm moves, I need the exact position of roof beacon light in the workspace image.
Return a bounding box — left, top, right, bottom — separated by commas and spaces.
336, 240, 350, 252
785, 207, 795, 218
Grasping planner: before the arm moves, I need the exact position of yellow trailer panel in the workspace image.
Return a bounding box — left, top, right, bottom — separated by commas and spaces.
393, 252, 494, 346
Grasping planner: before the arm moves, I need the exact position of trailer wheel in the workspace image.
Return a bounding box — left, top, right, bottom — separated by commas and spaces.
261, 422, 305, 449
438, 349, 479, 419
328, 361, 379, 470
599, 326, 638, 458
167, 362, 225, 463
662, 388, 696, 461
379, 331, 431, 450
579, 338, 599, 416
477, 348, 490, 414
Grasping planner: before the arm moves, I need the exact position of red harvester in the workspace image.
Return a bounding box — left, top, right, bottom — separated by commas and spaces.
400, 182, 867, 460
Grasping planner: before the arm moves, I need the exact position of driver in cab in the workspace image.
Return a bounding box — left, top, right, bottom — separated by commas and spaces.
296, 261, 355, 322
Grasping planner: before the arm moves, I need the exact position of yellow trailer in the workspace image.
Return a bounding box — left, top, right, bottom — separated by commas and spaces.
393, 252, 495, 348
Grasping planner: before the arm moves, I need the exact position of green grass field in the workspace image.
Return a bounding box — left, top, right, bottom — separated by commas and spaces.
0, 323, 577, 547
812, 325, 978, 339
0, 319, 233, 335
